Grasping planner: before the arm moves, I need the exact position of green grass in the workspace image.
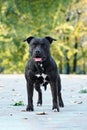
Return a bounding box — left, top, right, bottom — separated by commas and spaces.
79, 89, 87, 94
13, 101, 24, 106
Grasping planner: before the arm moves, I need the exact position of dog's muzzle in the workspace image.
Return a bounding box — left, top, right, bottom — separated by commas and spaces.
33, 50, 46, 62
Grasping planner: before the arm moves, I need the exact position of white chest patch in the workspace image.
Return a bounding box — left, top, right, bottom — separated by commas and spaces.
36, 73, 46, 78
35, 73, 48, 85
40, 64, 43, 67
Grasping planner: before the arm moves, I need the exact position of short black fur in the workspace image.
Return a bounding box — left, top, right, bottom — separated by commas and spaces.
24, 36, 64, 111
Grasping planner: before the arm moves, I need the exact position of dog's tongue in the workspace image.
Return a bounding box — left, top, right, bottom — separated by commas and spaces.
33, 58, 42, 62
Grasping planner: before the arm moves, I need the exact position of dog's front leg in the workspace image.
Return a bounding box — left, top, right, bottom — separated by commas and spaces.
35, 83, 42, 106
50, 80, 59, 112
26, 80, 34, 111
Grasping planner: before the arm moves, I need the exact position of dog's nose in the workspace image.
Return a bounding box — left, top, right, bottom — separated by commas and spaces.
36, 50, 40, 55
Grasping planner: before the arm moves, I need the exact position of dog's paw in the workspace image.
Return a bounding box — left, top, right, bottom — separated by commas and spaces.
53, 108, 59, 112
37, 100, 42, 106
37, 103, 42, 106
26, 105, 34, 111
52, 106, 59, 112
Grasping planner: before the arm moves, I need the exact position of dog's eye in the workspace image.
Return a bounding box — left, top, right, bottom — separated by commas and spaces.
31, 44, 36, 48
41, 43, 46, 47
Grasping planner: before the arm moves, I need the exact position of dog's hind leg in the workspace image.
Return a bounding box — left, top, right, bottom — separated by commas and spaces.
58, 91, 64, 107
58, 75, 64, 107
35, 83, 42, 106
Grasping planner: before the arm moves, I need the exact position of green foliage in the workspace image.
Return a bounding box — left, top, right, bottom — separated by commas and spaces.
13, 101, 24, 106
79, 89, 87, 94
0, 0, 87, 73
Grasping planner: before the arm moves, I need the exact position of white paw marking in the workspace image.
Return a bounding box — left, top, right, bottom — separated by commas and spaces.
53, 109, 58, 112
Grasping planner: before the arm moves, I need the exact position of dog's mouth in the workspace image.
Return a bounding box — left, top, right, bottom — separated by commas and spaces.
33, 57, 47, 62
33, 57, 42, 62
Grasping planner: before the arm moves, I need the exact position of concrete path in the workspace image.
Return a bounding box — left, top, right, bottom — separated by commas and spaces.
0, 74, 87, 130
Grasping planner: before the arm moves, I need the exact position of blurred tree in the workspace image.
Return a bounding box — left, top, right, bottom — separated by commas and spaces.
0, 0, 87, 74
54, 0, 87, 74
66, 0, 87, 73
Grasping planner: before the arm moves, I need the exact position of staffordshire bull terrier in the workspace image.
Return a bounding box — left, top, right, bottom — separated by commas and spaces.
24, 36, 64, 112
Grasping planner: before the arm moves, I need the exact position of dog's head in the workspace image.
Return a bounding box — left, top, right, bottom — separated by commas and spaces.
24, 36, 56, 62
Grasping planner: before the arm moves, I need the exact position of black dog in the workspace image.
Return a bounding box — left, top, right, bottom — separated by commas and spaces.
24, 36, 64, 112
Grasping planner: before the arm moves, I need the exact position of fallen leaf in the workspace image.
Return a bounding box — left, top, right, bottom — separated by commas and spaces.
13, 101, 24, 106
10, 114, 13, 116
78, 101, 83, 104
23, 118, 28, 120
21, 110, 26, 112
36, 112, 47, 115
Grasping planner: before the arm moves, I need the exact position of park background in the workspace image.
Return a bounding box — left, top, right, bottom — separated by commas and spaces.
0, 0, 87, 74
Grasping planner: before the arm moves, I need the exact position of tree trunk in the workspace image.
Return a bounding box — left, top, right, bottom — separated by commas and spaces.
66, 57, 70, 74
65, 50, 70, 74
81, 46, 86, 74
73, 38, 78, 73
59, 58, 63, 74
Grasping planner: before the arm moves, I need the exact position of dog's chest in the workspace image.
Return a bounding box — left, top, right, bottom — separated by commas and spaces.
35, 63, 49, 89
35, 73, 48, 90
35, 63, 44, 74
35, 63, 47, 83
36, 73, 47, 83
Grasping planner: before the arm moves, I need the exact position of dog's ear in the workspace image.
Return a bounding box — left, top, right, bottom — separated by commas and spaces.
23, 36, 34, 44
45, 36, 56, 44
